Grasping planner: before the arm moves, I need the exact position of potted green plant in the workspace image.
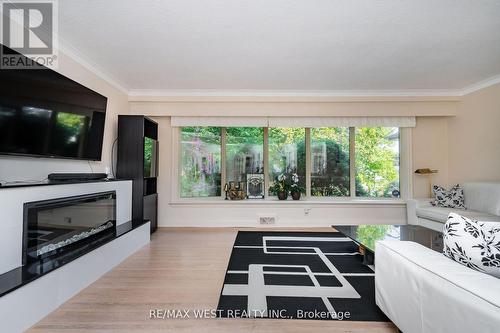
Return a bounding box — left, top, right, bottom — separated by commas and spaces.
290, 173, 305, 200
269, 173, 290, 200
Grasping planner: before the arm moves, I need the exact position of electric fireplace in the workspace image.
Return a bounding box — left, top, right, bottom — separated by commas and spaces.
22, 191, 116, 264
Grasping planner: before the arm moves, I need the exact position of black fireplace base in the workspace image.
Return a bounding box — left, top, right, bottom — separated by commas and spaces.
0, 219, 148, 298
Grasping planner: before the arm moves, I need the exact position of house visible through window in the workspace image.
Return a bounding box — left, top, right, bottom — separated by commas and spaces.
225, 127, 264, 183
268, 128, 306, 195
180, 127, 221, 197
311, 127, 350, 197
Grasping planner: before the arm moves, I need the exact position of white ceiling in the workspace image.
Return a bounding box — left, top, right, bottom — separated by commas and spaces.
59, 0, 500, 93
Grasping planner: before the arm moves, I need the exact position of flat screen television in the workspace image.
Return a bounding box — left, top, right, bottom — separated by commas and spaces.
0, 45, 108, 161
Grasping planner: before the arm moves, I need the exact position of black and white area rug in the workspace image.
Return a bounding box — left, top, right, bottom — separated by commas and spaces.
217, 231, 388, 321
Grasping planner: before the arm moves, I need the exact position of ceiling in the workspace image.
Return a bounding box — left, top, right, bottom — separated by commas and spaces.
58, 0, 500, 94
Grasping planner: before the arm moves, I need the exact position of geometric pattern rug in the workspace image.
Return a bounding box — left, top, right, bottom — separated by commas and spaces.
217, 231, 389, 321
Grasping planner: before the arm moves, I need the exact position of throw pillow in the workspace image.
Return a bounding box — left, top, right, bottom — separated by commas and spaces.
443, 212, 500, 278
432, 184, 466, 209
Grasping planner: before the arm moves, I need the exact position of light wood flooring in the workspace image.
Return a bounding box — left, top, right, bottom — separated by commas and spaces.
28, 227, 398, 333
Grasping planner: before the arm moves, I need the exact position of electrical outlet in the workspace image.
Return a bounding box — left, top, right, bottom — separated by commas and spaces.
259, 215, 276, 224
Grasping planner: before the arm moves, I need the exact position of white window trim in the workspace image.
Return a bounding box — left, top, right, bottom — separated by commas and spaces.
172, 126, 412, 202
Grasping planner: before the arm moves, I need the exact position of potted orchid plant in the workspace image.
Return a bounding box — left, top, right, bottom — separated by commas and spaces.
269, 173, 290, 200
290, 173, 305, 200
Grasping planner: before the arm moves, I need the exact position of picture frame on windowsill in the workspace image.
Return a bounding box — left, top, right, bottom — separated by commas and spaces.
246, 174, 265, 199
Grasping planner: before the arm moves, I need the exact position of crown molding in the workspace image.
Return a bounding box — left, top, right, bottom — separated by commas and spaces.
128, 89, 464, 97
56, 41, 129, 95
127, 74, 500, 102
127, 89, 464, 102
460, 74, 500, 96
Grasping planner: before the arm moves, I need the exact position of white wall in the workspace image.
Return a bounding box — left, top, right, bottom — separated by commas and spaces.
412, 117, 449, 198
130, 100, 458, 117
447, 83, 500, 184
0, 50, 129, 183
410, 82, 500, 193
410, 83, 500, 195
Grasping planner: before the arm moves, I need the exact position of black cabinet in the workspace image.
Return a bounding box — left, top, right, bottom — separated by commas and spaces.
143, 194, 158, 232
117, 115, 158, 233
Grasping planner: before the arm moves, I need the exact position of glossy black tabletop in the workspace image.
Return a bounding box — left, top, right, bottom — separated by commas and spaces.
333, 224, 443, 253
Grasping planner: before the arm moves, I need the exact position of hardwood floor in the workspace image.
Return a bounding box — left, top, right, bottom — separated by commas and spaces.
28, 228, 398, 333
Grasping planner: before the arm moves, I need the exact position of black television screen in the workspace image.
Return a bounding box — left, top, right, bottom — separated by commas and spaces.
0, 47, 107, 161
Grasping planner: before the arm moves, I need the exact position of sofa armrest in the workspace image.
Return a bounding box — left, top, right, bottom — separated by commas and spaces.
406, 199, 418, 225
375, 241, 500, 333
375, 241, 423, 333
407, 198, 435, 225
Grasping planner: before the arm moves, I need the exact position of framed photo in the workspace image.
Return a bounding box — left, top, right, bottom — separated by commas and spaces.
246, 174, 265, 199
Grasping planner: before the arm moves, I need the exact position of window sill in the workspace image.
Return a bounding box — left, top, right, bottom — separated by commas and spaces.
170, 197, 406, 207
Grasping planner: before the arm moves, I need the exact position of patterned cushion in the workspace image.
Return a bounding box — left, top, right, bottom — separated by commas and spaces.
433, 184, 465, 209
443, 213, 500, 278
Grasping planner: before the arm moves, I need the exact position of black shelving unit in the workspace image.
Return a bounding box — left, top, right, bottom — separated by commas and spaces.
117, 115, 158, 233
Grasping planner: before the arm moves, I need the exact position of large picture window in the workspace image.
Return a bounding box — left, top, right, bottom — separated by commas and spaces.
180, 127, 221, 197
178, 125, 403, 200
268, 128, 306, 194
310, 127, 350, 197
355, 127, 400, 198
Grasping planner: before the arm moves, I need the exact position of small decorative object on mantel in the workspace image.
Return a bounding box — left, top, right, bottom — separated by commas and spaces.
224, 183, 229, 200
290, 173, 305, 200
269, 173, 290, 200
228, 181, 246, 200
415, 168, 438, 198
246, 174, 265, 199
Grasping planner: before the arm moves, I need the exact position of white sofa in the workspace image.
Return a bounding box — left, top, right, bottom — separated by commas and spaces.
407, 182, 500, 231
375, 241, 500, 333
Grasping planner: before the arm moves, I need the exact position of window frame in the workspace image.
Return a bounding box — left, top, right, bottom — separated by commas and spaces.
173, 126, 411, 201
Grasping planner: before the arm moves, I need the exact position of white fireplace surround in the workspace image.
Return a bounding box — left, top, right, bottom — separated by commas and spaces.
0, 180, 152, 333
0, 180, 133, 275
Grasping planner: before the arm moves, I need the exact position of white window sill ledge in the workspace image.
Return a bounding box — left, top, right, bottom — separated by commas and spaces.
170, 197, 407, 207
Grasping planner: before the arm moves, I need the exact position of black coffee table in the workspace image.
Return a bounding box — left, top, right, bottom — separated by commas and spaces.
333, 224, 443, 265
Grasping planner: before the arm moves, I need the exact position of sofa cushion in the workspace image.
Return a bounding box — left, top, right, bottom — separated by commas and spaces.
462, 182, 500, 216
432, 184, 465, 209
443, 213, 500, 278
415, 199, 500, 224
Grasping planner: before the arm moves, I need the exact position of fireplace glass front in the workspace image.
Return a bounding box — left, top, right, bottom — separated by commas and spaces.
23, 191, 116, 264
